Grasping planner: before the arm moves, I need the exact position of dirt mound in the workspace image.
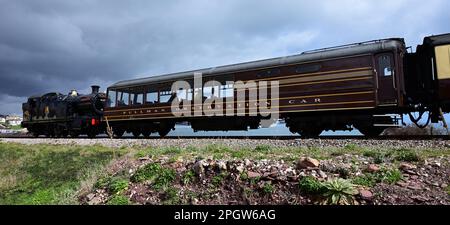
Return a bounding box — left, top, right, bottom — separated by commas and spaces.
81, 154, 449, 205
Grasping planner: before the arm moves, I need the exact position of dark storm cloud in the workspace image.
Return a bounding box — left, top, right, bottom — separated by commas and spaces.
0, 0, 449, 114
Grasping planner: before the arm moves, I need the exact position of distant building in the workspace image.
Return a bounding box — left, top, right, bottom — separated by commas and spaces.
0, 116, 5, 123
6, 115, 22, 126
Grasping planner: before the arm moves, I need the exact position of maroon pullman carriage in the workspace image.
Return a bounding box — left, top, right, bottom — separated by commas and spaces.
103, 34, 450, 138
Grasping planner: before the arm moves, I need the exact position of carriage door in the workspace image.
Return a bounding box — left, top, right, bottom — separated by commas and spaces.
376, 53, 397, 104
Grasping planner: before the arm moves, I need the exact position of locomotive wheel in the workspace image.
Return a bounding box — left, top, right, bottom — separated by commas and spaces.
54, 127, 62, 138
132, 131, 141, 138
87, 130, 97, 139
69, 131, 80, 138
32, 132, 40, 138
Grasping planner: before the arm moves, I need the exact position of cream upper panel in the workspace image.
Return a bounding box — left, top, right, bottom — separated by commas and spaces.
435, 44, 450, 79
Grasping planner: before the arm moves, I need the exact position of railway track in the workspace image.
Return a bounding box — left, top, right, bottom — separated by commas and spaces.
1, 134, 449, 140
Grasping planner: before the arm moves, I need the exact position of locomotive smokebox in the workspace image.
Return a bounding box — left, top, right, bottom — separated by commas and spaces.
91, 85, 100, 94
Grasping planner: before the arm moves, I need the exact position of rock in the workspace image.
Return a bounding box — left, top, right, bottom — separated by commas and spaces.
407, 184, 422, 190
193, 160, 205, 176
296, 157, 320, 169
86, 193, 95, 201
138, 156, 150, 161
235, 165, 245, 173
88, 196, 103, 205
247, 171, 261, 179
441, 183, 448, 189
202, 160, 210, 167
399, 163, 417, 171
366, 164, 380, 173
263, 171, 278, 179
411, 196, 429, 202
244, 159, 252, 167
318, 170, 327, 179
217, 161, 227, 171
396, 181, 409, 187
359, 190, 373, 200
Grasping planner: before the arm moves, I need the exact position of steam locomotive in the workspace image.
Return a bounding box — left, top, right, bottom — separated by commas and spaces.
21, 86, 107, 138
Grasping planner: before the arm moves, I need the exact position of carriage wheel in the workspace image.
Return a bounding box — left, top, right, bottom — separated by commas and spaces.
132, 131, 141, 138
300, 129, 323, 138
356, 126, 385, 137
142, 130, 151, 138
113, 129, 125, 138
158, 128, 171, 137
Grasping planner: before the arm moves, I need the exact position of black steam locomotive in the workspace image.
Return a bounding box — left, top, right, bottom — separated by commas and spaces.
21, 86, 107, 138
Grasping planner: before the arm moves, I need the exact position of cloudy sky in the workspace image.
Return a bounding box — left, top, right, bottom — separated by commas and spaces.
0, 0, 449, 115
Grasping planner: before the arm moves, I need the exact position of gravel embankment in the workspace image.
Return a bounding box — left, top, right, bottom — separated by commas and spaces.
1, 137, 450, 149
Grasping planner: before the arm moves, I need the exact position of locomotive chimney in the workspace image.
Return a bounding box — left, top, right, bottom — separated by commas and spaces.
91, 85, 100, 94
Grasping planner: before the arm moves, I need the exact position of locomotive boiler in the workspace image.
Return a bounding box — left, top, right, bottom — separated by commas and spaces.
21, 86, 107, 138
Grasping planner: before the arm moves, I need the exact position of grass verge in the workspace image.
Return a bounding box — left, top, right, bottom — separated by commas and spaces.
0, 142, 125, 204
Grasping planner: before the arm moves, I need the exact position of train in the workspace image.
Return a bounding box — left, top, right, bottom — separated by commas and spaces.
21, 86, 106, 138
21, 33, 450, 138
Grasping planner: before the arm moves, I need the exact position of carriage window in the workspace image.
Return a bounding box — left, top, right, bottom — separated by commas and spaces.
118, 91, 129, 106
257, 68, 281, 78
378, 55, 393, 77
220, 84, 234, 98
295, 64, 322, 74
146, 92, 158, 104
131, 93, 143, 105
107, 90, 116, 107
159, 90, 172, 103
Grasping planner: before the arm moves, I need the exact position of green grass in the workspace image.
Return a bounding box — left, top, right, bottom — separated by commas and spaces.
352, 168, 403, 187
131, 163, 176, 190
211, 173, 228, 187
298, 176, 326, 194
162, 187, 180, 205
394, 149, 422, 162
107, 195, 130, 205
108, 178, 129, 194
182, 170, 196, 185
262, 183, 274, 195
0, 142, 124, 205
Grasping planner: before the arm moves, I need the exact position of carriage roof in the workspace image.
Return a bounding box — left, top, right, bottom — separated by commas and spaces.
109, 38, 405, 90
